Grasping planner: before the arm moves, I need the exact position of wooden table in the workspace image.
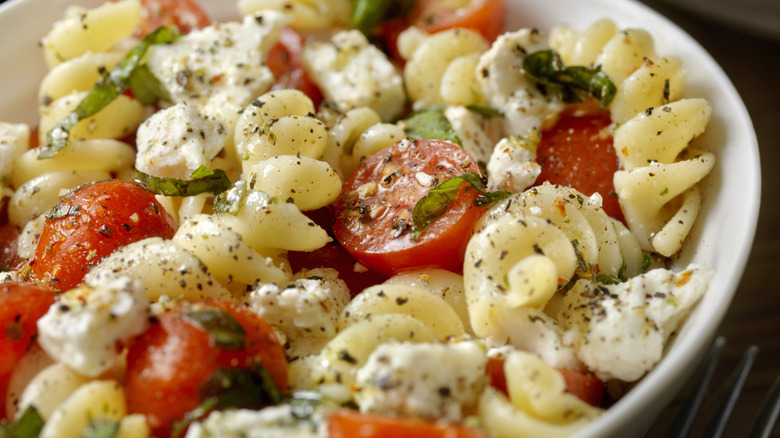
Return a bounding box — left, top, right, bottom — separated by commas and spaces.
638, 1, 780, 436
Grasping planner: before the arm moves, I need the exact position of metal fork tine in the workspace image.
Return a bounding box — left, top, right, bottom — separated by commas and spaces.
666, 336, 727, 438
703, 344, 759, 438
747, 375, 780, 438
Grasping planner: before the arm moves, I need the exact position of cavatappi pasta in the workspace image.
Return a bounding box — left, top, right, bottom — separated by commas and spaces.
0, 1, 717, 437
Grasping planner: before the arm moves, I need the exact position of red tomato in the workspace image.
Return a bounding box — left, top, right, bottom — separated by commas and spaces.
411, 0, 506, 43
558, 368, 605, 407
0, 283, 56, 420
31, 180, 176, 291
535, 103, 624, 222
487, 357, 604, 406
136, 0, 211, 36
329, 410, 487, 438
0, 223, 22, 270
125, 300, 287, 437
332, 139, 482, 277
266, 27, 323, 108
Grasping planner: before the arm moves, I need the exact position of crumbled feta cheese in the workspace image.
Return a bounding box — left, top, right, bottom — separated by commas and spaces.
487, 134, 542, 193
146, 11, 287, 129
248, 268, 350, 357
303, 30, 405, 122
37, 277, 150, 377
0, 122, 30, 182
184, 406, 320, 438
560, 264, 713, 381
354, 341, 487, 422
444, 105, 501, 168
135, 103, 228, 179
477, 29, 563, 138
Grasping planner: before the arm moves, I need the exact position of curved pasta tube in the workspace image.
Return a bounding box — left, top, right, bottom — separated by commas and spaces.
5, 345, 55, 419
321, 106, 382, 177
39, 380, 126, 438
39, 91, 146, 145
217, 188, 331, 252
552, 18, 618, 67
83, 237, 235, 302
383, 269, 473, 334
402, 27, 488, 109
11, 139, 134, 189
593, 28, 655, 84
340, 284, 465, 340
614, 153, 715, 255
246, 155, 342, 211
478, 351, 602, 438
15, 363, 89, 421
296, 314, 438, 388
614, 98, 712, 170
41, 0, 141, 68
350, 123, 406, 171
464, 213, 577, 338
173, 214, 292, 290
610, 56, 686, 125
234, 90, 328, 171
238, 0, 351, 30
39, 52, 124, 105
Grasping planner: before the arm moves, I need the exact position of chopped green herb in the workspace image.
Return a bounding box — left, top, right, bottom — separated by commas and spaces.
350, 0, 414, 33
404, 108, 462, 147
660, 187, 669, 196
134, 165, 232, 197
640, 253, 653, 273
466, 104, 504, 118
128, 64, 171, 105
571, 239, 589, 272
0, 406, 45, 438
184, 306, 247, 350
46, 204, 80, 220
213, 181, 249, 215
39, 26, 180, 159
78, 418, 119, 438
410, 172, 511, 240
522, 49, 617, 108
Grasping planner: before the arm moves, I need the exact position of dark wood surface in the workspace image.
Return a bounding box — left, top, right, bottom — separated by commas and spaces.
637, 1, 780, 436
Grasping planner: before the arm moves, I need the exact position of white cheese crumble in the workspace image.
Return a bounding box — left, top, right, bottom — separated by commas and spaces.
36, 277, 150, 377
248, 268, 350, 358
146, 11, 287, 129
477, 28, 563, 138
486, 133, 542, 193
354, 341, 487, 422
135, 103, 228, 179
444, 105, 499, 168
560, 264, 714, 381
303, 30, 405, 122
184, 406, 320, 438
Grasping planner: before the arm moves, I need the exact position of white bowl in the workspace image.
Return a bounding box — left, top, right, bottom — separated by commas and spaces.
0, 0, 760, 436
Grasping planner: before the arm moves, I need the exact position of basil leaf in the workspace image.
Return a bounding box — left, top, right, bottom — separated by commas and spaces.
410, 172, 511, 240
0, 406, 45, 438
350, 0, 414, 33
134, 166, 232, 197
522, 49, 617, 108
78, 418, 119, 438
199, 365, 284, 409
39, 26, 180, 159
404, 109, 462, 147
467, 104, 504, 118
184, 307, 246, 350
640, 253, 654, 273
128, 64, 171, 105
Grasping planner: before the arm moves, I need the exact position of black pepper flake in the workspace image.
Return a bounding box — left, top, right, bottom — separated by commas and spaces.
338, 349, 358, 364
396, 297, 409, 305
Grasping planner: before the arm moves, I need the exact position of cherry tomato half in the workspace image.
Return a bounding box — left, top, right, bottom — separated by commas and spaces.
333, 139, 482, 277
266, 27, 323, 108
535, 103, 624, 222
125, 300, 287, 437
412, 0, 506, 43
136, 0, 211, 36
31, 180, 176, 291
329, 410, 487, 438
0, 223, 22, 271
0, 282, 57, 420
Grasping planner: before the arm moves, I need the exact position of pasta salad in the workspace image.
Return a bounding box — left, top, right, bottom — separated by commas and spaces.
0, 0, 717, 437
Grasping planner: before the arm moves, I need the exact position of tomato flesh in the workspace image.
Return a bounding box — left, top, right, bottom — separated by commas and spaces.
31, 180, 176, 291
333, 139, 482, 277
137, 0, 211, 36
125, 300, 287, 437
412, 0, 506, 43
535, 104, 624, 222
266, 27, 323, 108
0, 283, 57, 420
329, 410, 487, 438
0, 223, 21, 271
